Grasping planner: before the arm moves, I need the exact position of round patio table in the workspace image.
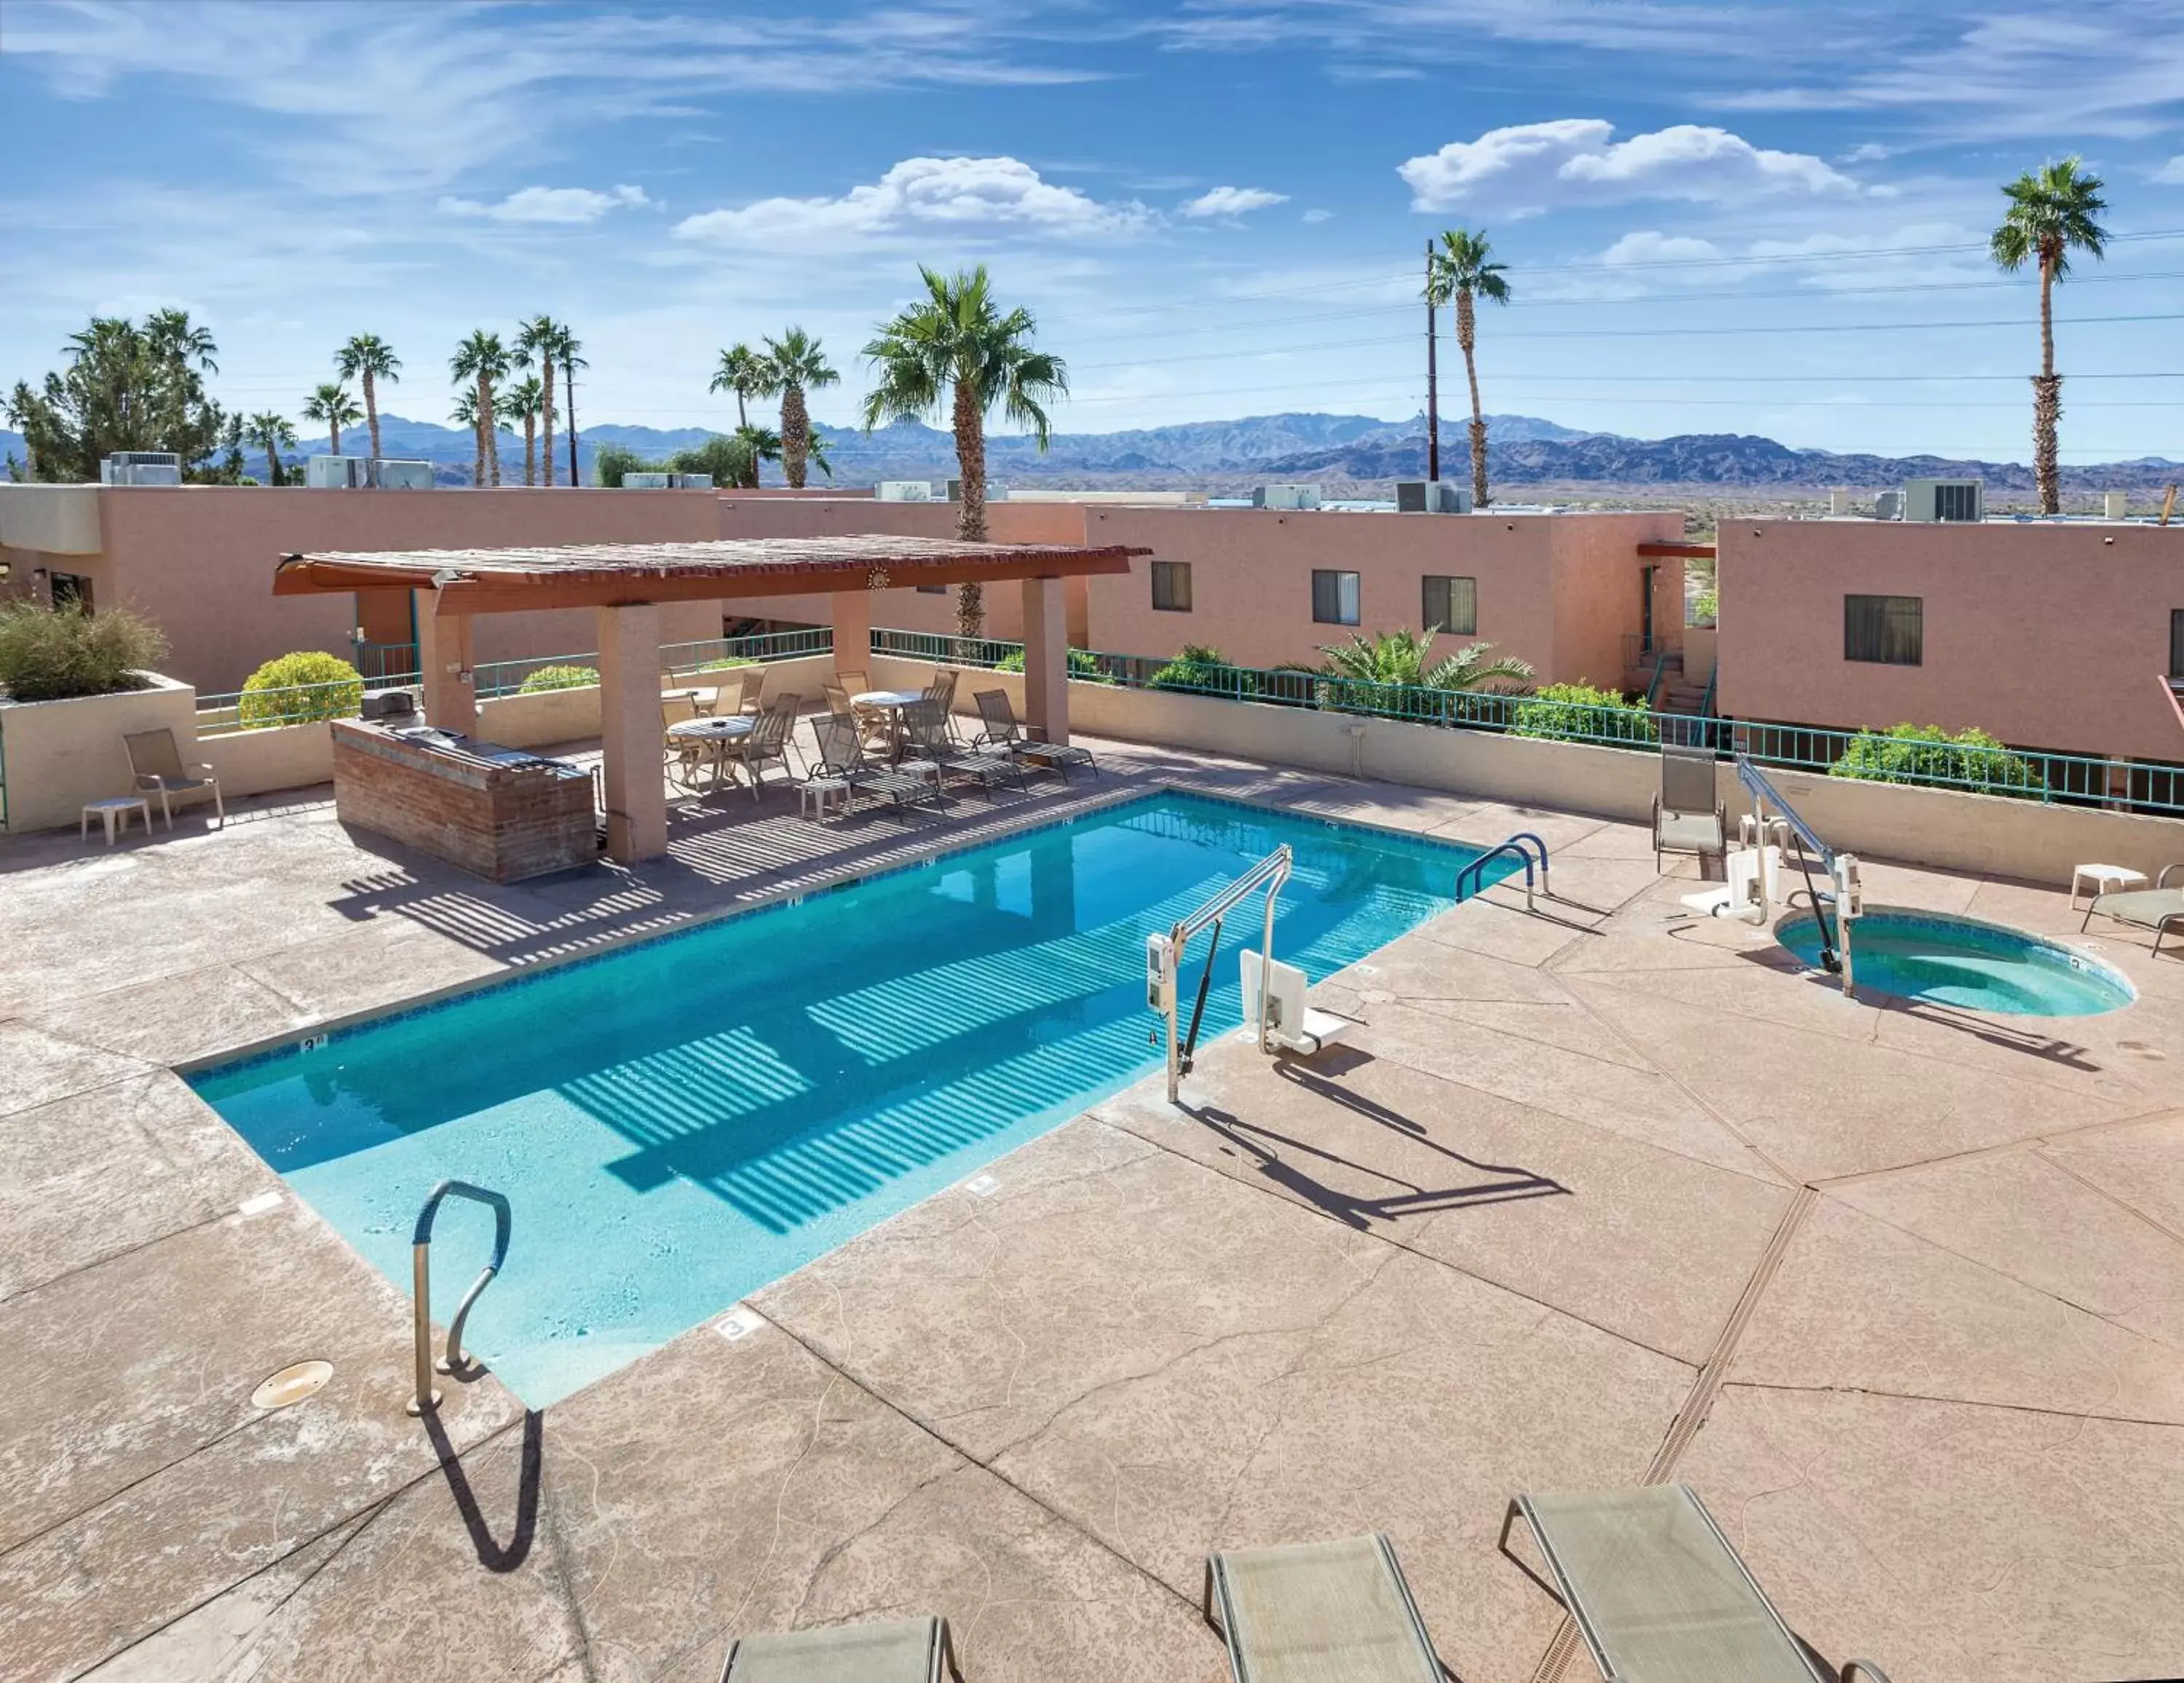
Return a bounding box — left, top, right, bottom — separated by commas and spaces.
668, 715, 753, 788
661, 687, 715, 716
851, 690, 924, 759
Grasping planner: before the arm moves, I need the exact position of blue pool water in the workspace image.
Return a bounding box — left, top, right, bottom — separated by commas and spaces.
1776, 906, 2135, 1017
193, 793, 1500, 1405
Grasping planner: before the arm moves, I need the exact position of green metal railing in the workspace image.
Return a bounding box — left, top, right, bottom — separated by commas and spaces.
472, 626, 833, 699
196, 671, 421, 735
868, 627, 1022, 670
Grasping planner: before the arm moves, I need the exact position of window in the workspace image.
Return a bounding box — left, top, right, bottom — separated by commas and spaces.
2170, 609, 2184, 680
1845, 594, 1922, 665
1151, 561, 1192, 612
48, 572, 93, 611
1312, 569, 1361, 626
1422, 574, 1476, 635
915, 584, 948, 595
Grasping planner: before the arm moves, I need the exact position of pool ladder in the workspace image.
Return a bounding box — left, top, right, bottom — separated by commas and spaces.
408, 1179, 511, 1417
1455, 832, 1550, 911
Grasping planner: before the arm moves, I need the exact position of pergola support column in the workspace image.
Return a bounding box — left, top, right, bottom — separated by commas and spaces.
414, 590, 477, 735
596, 602, 667, 863
831, 588, 871, 677
1020, 574, 1069, 747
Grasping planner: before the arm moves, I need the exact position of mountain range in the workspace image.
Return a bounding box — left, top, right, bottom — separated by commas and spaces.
5, 411, 2177, 495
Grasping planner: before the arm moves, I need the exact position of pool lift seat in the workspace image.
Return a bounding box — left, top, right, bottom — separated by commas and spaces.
1239, 949, 1356, 1059
1687, 756, 1864, 995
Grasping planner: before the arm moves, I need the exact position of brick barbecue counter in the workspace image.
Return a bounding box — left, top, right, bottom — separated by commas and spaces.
331, 719, 598, 882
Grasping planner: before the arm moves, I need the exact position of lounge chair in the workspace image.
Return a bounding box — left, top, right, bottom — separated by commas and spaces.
807, 714, 939, 815
1203, 1533, 1444, 1683
721, 1615, 963, 1683
901, 698, 1024, 794
123, 729, 224, 828
1653, 744, 1725, 873
971, 689, 1096, 782
1500, 1484, 1893, 1683
2082, 864, 2184, 955
722, 694, 801, 801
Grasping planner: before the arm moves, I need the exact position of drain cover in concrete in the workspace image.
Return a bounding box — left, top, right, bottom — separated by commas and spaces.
251, 1361, 333, 1410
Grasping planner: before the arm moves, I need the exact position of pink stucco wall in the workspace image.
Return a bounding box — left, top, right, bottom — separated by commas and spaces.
1717, 520, 2184, 761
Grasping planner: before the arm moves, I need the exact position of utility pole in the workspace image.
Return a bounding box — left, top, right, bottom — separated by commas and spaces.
1424, 239, 1441, 483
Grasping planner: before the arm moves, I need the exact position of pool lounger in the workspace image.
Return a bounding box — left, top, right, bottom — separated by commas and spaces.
1203, 1533, 1444, 1683
722, 1615, 962, 1682
2082, 867, 2184, 955
1500, 1484, 1892, 1683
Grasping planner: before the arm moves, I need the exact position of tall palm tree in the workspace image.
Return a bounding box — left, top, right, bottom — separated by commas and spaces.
862, 265, 1069, 638
449, 330, 510, 486
144, 307, 218, 374
759, 328, 839, 489
301, 381, 362, 454
514, 316, 565, 486
243, 412, 297, 485
547, 325, 587, 486
709, 342, 767, 431
334, 334, 400, 461
1425, 227, 1511, 510
733, 423, 783, 488
506, 374, 546, 486
1990, 157, 2109, 514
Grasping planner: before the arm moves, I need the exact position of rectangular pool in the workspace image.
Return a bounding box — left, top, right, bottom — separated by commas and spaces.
192, 793, 1500, 1405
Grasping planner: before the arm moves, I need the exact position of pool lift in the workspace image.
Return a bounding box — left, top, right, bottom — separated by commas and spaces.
1693, 756, 1863, 995
1147, 844, 1358, 1105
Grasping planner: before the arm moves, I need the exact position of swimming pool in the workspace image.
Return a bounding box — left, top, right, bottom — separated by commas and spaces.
192, 792, 1503, 1406
1776, 906, 2135, 1017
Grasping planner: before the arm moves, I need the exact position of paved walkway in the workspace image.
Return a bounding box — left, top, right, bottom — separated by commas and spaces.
2, 737, 2180, 1682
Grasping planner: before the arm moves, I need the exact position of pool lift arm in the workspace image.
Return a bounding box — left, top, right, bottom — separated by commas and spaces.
1732, 756, 1864, 997
1147, 844, 1292, 1105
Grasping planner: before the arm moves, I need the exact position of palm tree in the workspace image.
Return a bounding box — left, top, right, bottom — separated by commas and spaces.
758, 328, 839, 489
301, 381, 362, 454
862, 266, 1069, 638
1425, 227, 1511, 510
1990, 157, 2109, 514
709, 342, 767, 431
506, 374, 545, 486
547, 325, 587, 486
334, 334, 400, 461
144, 307, 218, 375
243, 411, 297, 485
515, 316, 565, 486
1313, 628, 1534, 692
449, 330, 510, 486
806, 427, 834, 483
732, 423, 782, 488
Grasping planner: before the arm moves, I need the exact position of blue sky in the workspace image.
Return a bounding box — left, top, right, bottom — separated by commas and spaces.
6, 0, 2184, 461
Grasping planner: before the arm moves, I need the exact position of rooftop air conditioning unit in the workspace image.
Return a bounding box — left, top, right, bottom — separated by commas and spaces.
305, 455, 370, 489
367, 459, 433, 490
621, 471, 673, 489
1872, 489, 1903, 520
877, 480, 933, 502
668, 472, 713, 490
1903, 478, 1982, 523
1394, 480, 1473, 514
1253, 483, 1321, 511
99, 451, 183, 486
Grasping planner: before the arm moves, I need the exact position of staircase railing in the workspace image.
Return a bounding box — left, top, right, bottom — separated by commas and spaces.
1455, 832, 1550, 911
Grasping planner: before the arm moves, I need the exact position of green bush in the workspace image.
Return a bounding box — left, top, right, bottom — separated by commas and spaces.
1509, 681, 1659, 746
697, 656, 756, 672
995, 647, 1114, 684
593, 444, 665, 488
1829, 723, 2043, 797
1691, 586, 1719, 625
1147, 643, 1256, 697
237, 650, 364, 728
518, 664, 600, 694
0, 602, 166, 702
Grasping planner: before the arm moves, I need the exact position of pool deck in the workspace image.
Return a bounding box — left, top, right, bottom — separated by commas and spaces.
4, 735, 2183, 1682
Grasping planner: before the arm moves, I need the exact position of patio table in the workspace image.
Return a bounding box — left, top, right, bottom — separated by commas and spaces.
852, 689, 923, 759
661, 687, 716, 716
668, 715, 753, 789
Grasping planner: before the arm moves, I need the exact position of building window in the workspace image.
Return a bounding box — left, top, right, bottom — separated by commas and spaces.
1422, 574, 1476, 635
1151, 561, 1192, 612
49, 572, 93, 611
2170, 609, 2184, 679
915, 584, 948, 595
1312, 569, 1361, 626
1845, 594, 1922, 665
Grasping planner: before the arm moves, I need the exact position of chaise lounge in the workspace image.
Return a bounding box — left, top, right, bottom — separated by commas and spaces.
1203, 1533, 1445, 1682
721, 1615, 963, 1682
2081, 865, 2184, 956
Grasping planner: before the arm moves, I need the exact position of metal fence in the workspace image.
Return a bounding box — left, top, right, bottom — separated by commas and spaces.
197, 670, 418, 735
474, 626, 834, 699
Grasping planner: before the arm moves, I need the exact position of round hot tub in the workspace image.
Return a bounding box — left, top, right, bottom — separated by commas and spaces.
1775, 907, 2135, 1017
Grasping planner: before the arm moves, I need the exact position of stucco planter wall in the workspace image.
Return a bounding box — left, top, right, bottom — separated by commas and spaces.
0, 673, 196, 832
198, 719, 336, 800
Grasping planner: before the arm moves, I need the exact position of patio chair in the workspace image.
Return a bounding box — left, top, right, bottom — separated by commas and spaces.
721, 1615, 963, 1683
807, 714, 939, 815
663, 693, 704, 787
122, 729, 225, 828
2082, 864, 2184, 955
729, 665, 765, 716
1202, 1533, 1444, 1683
835, 668, 871, 695
722, 694, 801, 802
1500, 1484, 1893, 1683
922, 667, 962, 716
971, 689, 1097, 782
902, 698, 1024, 794
1653, 744, 1725, 874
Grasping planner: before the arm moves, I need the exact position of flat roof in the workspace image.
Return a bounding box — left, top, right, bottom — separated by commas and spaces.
273, 534, 1146, 614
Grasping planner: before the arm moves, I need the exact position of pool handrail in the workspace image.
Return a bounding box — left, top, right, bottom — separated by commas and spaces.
1456, 832, 1549, 911
408, 1179, 512, 1417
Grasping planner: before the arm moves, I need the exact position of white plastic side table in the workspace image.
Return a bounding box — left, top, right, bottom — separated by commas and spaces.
2072, 863, 2147, 910
82, 796, 150, 845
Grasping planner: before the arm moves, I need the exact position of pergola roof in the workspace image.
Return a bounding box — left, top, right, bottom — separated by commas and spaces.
274, 534, 1147, 614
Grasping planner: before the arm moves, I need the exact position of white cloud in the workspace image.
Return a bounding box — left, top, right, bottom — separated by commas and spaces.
1398, 119, 1860, 215
1599, 231, 1725, 267
2155, 156, 2184, 185
438, 184, 651, 224
673, 157, 1148, 250
1301, 208, 1334, 224
1180, 186, 1289, 218
1840, 142, 1892, 163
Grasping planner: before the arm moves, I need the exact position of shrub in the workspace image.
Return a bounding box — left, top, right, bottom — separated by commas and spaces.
518, 664, 600, 694
1691, 586, 1719, 625
697, 656, 756, 671
0, 602, 166, 702
593, 444, 665, 488
237, 650, 364, 728
1147, 643, 1257, 698
995, 647, 1114, 684
1829, 723, 2043, 798
1509, 681, 1659, 747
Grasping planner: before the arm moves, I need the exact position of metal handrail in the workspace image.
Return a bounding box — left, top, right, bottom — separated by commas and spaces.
1456, 832, 1549, 911
408, 1179, 511, 1416
1157, 844, 1292, 1103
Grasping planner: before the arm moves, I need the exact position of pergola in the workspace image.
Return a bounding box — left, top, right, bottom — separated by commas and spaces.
273, 534, 1144, 863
